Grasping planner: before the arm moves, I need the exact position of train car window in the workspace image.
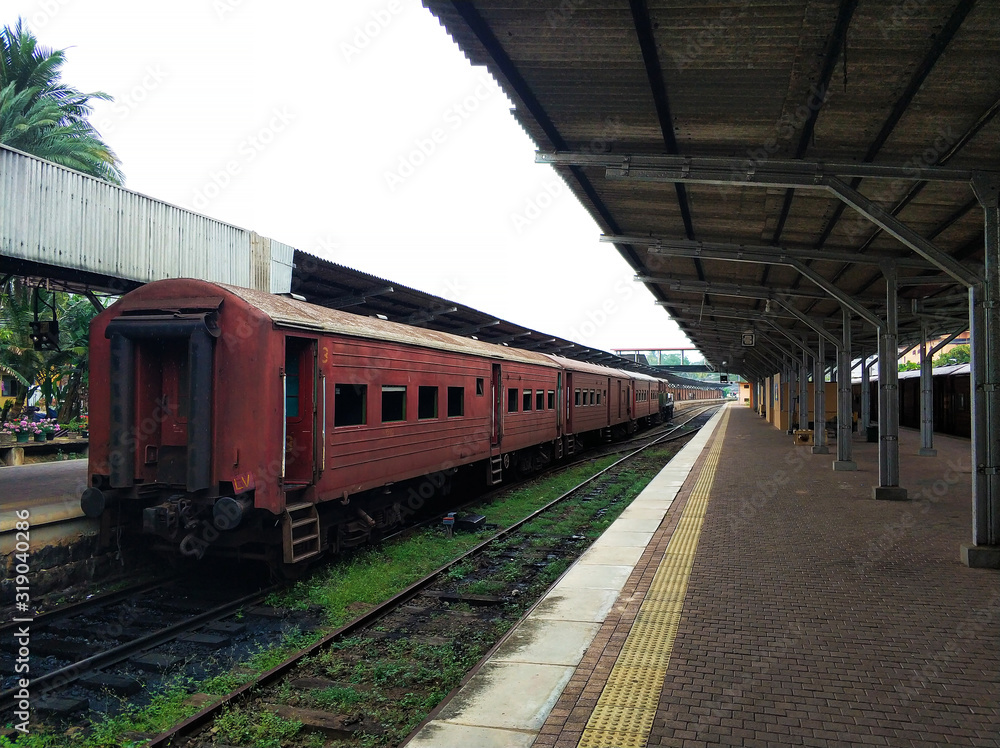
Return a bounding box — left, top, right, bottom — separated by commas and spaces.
476, 377, 485, 396
508, 387, 518, 412
334, 384, 367, 426
418, 386, 438, 419
535, 390, 544, 410
448, 387, 465, 417
589, 390, 595, 405
284, 355, 300, 418
523, 389, 533, 411
597, 391, 602, 405
547, 390, 555, 409
575, 389, 581, 406
381, 385, 406, 422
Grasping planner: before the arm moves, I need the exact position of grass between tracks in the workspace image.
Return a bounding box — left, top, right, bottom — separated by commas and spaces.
9, 446, 682, 748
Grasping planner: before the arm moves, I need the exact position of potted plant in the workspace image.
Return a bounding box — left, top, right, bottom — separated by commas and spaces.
3, 419, 41, 443
66, 417, 83, 436
40, 418, 57, 441
0, 426, 12, 444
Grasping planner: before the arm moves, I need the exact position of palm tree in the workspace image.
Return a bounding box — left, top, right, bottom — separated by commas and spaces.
0, 18, 123, 184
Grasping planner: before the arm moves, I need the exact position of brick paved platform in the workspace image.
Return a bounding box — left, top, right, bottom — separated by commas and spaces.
537, 405, 1000, 748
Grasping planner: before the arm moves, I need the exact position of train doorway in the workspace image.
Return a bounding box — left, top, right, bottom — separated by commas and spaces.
491, 363, 502, 446
283, 336, 317, 486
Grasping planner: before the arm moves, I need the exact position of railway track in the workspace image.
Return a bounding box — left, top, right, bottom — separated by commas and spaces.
140, 404, 721, 748
1, 575, 289, 722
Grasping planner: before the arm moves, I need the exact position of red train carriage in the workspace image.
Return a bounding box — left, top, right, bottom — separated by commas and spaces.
547, 356, 632, 443
82, 279, 565, 567
81, 279, 673, 570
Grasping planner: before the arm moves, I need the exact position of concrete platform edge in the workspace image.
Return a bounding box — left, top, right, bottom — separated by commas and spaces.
402, 405, 729, 748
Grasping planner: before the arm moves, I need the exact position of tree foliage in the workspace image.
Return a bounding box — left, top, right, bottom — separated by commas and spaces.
0, 278, 101, 420
933, 344, 971, 367
0, 18, 123, 183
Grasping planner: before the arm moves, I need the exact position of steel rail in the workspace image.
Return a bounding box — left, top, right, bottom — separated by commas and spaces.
1, 585, 278, 704
0, 576, 173, 637
145, 404, 723, 748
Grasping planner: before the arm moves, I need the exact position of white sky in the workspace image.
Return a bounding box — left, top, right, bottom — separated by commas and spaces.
5, 0, 695, 354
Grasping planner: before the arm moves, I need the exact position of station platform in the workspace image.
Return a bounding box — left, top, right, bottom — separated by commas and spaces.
405, 403, 1000, 748
0, 460, 92, 553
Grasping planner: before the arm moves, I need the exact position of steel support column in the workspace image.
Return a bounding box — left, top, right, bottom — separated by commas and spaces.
963, 175, 1000, 567
812, 335, 829, 454
785, 360, 794, 434
875, 265, 907, 500
835, 308, 857, 470
918, 322, 937, 457
799, 342, 809, 432
861, 349, 872, 434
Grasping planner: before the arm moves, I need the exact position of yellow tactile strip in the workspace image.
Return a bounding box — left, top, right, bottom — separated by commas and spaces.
576, 407, 730, 748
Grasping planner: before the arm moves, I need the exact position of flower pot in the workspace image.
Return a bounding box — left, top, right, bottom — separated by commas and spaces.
15, 432, 30, 443
34, 433, 45, 442
45, 432, 55, 441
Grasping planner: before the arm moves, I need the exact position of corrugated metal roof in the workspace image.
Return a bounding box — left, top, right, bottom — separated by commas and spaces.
423, 0, 999, 377
217, 282, 562, 368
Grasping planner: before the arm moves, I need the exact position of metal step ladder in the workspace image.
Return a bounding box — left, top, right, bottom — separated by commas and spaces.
488, 454, 503, 485
282, 502, 321, 564
565, 435, 576, 456
554, 437, 564, 460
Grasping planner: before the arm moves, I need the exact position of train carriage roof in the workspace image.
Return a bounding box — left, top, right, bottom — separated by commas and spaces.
218, 283, 561, 369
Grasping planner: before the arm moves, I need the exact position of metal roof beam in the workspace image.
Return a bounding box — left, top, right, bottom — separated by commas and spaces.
822, 177, 979, 287
542, 152, 984, 286
453, 319, 501, 336
615, 236, 936, 270
401, 306, 458, 325
536, 152, 979, 184
642, 276, 839, 302
774, 300, 843, 350
321, 285, 395, 310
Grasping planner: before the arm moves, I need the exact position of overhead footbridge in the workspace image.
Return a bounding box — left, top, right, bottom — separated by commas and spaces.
0, 143, 662, 377
423, 0, 1000, 565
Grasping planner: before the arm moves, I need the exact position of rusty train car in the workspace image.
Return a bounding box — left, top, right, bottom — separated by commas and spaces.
853, 363, 971, 438
80, 279, 698, 570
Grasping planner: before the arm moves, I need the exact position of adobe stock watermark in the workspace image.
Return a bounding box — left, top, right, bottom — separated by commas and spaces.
717, 83, 831, 201
96, 65, 168, 135
190, 106, 296, 211
877, 0, 929, 39
842, 124, 958, 242
212, 0, 251, 21
509, 116, 623, 232
544, 0, 585, 28
671, 0, 751, 71
565, 275, 638, 345
340, 0, 406, 64
20, 0, 73, 29
383, 76, 498, 192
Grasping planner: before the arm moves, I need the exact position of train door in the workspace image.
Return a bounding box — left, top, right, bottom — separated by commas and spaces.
556, 372, 563, 435
606, 377, 611, 423
617, 380, 622, 420
283, 336, 317, 486
491, 363, 502, 446
565, 373, 574, 433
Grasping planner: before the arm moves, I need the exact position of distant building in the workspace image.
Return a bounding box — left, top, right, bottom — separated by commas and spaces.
898, 332, 970, 366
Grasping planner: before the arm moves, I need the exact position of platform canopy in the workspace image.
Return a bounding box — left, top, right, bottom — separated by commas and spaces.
423, 0, 1000, 377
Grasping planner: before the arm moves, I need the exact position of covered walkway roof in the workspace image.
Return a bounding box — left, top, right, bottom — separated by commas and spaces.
424, 0, 1000, 377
